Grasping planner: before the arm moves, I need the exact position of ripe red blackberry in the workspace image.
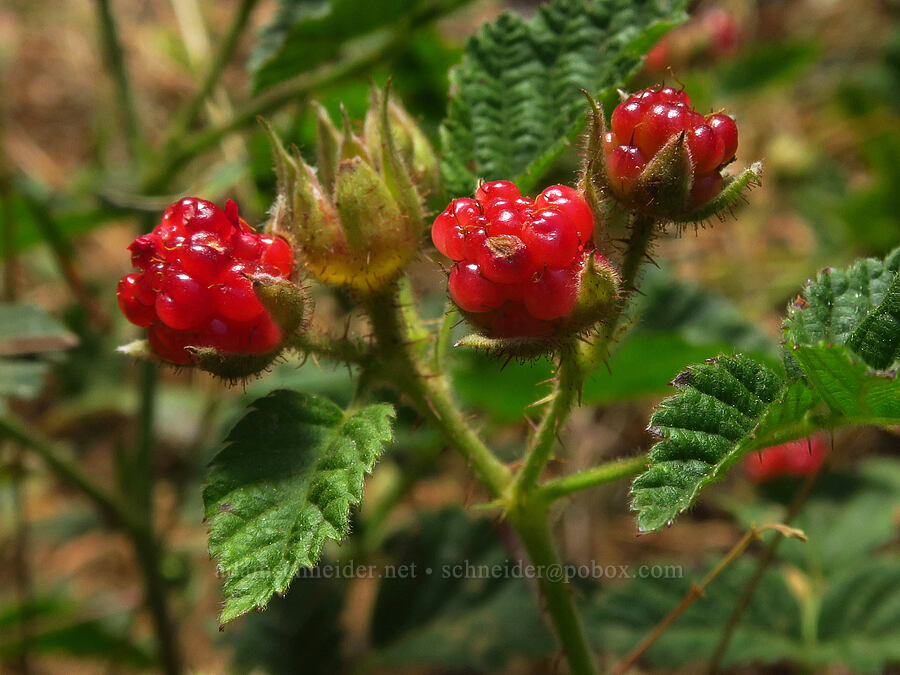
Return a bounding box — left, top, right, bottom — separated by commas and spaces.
432, 181, 598, 338
605, 86, 738, 211
117, 198, 294, 364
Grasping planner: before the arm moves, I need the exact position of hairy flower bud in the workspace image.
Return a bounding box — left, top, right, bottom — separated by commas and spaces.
262, 85, 432, 294
582, 87, 761, 223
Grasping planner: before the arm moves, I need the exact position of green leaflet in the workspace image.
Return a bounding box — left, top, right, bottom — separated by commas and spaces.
793, 345, 900, 420
631, 355, 804, 532
439, 0, 688, 196
203, 390, 394, 624
783, 246, 900, 375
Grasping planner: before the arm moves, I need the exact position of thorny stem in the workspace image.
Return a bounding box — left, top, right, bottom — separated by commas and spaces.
510, 500, 598, 675
536, 454, 648, 502
363, 279, 600, 674
612, 523, 807, 675
585, 213, 656, 368
514, 344, 581, 497
362, 281, 511, 497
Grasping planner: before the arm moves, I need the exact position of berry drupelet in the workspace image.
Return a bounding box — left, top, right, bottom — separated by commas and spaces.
604, 86, 738, 211
117, 198, 294, 364
432, 180, 602, 339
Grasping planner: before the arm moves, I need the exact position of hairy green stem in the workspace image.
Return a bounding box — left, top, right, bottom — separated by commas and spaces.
514, 345, 581, 497
363, 282, 511, 497
433, 302, 458, 375
94, 0, 142, 160
510, 502, 598, 675
585, 213, 656, 369
536, 454, 648, 502
290, 331, 371, 367
363, 279, 599, 674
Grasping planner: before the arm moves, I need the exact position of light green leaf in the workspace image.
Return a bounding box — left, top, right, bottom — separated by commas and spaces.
793, 344, 900, 419
439, 0, 688, 196
204, 390, 394, 624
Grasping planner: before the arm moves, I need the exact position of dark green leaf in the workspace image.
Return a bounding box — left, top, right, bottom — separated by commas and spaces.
846, 271, 900, 369
204, 390, 394, 623
631, 355, 799, 532
585, 559, 803, 669
782, 247, 900, 374
440, 0, 688, 196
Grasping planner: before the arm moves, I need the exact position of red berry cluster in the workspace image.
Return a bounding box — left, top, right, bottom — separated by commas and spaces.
744, 435, 827, 483
604, 86, 738, 209
432, 181, 594, 338
117, 198, 294, 364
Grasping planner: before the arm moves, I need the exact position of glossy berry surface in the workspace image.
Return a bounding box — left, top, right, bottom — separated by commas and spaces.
744, 435, 828, 483
117, 197, 294, 364
433, 181, 595, 337
605, 86, 738, 210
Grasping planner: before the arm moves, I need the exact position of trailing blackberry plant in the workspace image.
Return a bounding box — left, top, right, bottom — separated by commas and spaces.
4, 0, 900, 673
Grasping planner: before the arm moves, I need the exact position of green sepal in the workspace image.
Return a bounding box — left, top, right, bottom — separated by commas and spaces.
312, 101, 341, 196
676, 161, 764, 223
632, 132, 694, 220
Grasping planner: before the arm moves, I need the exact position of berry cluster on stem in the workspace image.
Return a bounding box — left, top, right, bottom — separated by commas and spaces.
117, 198, 294, 364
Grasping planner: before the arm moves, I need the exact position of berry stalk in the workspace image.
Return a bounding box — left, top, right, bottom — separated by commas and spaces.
361, 282, 512, 497
513, 344, 583, 497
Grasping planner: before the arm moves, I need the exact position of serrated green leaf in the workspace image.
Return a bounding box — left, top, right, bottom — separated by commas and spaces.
782, 247, 900, 374
793, 344, 900, 419
440, 0, 688, 196
203, 390, 395, 624
846, 270, 900, 369
631, 355, 819, 532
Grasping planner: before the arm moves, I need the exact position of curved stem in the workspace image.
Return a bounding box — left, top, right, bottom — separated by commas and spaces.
514, 345, 581, 497
510, 501, 597, 675
363, 282, 511, 497
536, 454, 648, 502
433, 302, 458, 375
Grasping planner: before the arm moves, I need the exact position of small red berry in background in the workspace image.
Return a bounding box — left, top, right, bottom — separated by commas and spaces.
117, 198, 294, 364
432, 181, 595, 338
744, 434, 828, 483
605, 85, 737, 210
